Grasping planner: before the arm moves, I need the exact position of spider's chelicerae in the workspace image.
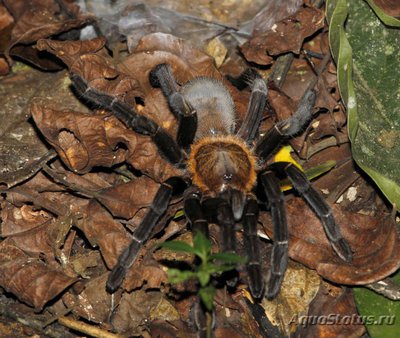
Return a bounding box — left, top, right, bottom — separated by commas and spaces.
70, 63, 352, 299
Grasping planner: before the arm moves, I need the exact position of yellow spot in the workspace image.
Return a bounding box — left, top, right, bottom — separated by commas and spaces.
273, 145, 303, 171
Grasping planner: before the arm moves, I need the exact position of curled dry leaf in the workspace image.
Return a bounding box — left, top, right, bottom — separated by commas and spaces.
3, 0, 94, 69
62, 274, 112, 324
261, 261, 321, 336
295, 285, 365, 337
79, 200, 131, 269
123, 256, 168, 292
241, 6, 325, 65
97, 176, 160, 219
111, 290, 180, 336
0, 238, 76, 310
260, 198, 400, 285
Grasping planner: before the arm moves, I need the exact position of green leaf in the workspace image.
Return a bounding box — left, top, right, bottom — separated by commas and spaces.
327, 0, 400, 207
208, 252, 247, 264
199, 285, 216, 311
197, 270, 210, 287
192, 232, 212, 259
167, 269, 196, 283
205, 264, 237, 274
354, 278, 400, 338
159, 240, 196, 254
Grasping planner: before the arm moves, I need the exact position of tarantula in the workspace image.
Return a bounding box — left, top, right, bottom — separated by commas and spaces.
70, 63, 352, 299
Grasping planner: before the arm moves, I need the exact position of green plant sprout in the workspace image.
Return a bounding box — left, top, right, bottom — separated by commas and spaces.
159, 231, 246, 311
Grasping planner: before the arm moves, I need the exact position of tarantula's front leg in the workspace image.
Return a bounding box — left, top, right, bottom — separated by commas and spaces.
149, 64, 197, 149
278, 162, 353, 262
70, 73, 186, 167
184, 188, 209, 238
260, 169, 289, 299
107, 177, 185, 293
255, 89, 316, 162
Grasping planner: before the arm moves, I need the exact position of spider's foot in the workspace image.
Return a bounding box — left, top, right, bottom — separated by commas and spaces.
248, 264, 264, 299
265, 272, 284, 300
106, 265, 126, 293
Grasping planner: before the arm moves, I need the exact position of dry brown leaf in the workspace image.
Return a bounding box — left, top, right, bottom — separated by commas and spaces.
260, 199, 400, 285
79, 200, 131, 269
295, 285, 366, 337
0, 238, 76, 310
241, 6, 324, 65
111, 290, 180, 336
62, 274, 112, 324
97, 176, 160, 219
3, 0, 94, 69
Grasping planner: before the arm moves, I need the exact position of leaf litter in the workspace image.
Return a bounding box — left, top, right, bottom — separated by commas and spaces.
0, 0, 399, 337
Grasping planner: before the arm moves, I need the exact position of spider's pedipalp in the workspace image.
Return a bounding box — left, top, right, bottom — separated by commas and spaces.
284, 163, 353, 262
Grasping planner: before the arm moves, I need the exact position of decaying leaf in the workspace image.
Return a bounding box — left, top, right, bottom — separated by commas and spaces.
261, 261, 321, 336
261, 199, 400, 286
2, 0, 94, 70
111, 290, 180, 336
241, 6, 325, 65
0, 238, 76, 310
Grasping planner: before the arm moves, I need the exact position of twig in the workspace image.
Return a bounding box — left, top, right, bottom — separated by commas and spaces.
58, 316, 123, 338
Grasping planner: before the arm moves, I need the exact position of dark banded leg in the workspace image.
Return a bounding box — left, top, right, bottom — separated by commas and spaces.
255, 89, 316, 162
184, 188, 209, 238
70, 73, 185, 167
282, 163, 352, 262
216, 197, 238, 287
236, 71, 268, 143
149, 63, 197, 149
242, 195, 264, 299
106, 177, 185, 293
260, 170, 288, 299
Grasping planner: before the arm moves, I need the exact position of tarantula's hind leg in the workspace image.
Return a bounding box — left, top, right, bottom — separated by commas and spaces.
242, 195, 264, 299
106, 177, 186, 293
260, 169, 289, 299
282, 162, 353, 262
149, 63, 197, 149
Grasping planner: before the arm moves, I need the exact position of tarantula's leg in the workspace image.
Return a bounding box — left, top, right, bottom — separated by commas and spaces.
216, 197, 238, 287
280, 162, 353, 262
255, 89, 316, 162
149, 64, 197, 149
260, 169, 288, 299
216, 198, 236, 253
242, 195, 264, 299
236, 70, 268, 143
106, 177, 185, 293
70, 73, 185, 167
184, 188, 209, 238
